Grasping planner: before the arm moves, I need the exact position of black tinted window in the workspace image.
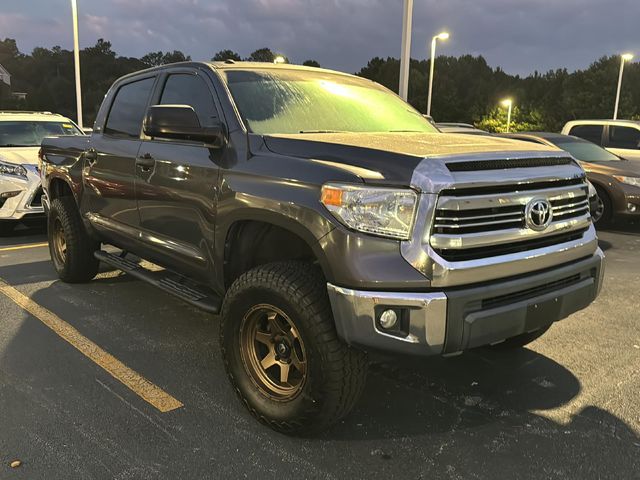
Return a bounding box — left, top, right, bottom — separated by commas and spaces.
608, 126, 640, 149
159, 74, 218, 127
105, 77, 155, 137
569, 125, 603, 145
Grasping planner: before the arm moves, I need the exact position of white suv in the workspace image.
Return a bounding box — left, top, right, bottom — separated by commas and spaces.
0, 111, 83, 233
562, 119, 640, 162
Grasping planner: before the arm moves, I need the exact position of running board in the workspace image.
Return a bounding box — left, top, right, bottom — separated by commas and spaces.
94, 250, 221, 314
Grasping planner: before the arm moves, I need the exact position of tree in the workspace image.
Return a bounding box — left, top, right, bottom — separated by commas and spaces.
247, 48, 275, 63
141, 50, 191, 67
475, 106, 545, 133
302, 60, 321, 68
212, 49, 241, 62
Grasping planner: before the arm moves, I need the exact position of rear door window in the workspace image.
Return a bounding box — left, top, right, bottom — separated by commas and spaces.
104, 77, 156, 137
568, 125, 604, 145
159, 73, 219, 127
608, 126, 640, 149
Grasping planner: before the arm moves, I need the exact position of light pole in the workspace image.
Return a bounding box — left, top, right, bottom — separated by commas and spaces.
426, 31, 449, 116
501, 98, 513, 133
398, 0, 413, 101
613, 53, 633, 120
70, 0, 83, 129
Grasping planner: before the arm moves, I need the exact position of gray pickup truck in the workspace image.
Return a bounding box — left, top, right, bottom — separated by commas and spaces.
40, 61, 603, 434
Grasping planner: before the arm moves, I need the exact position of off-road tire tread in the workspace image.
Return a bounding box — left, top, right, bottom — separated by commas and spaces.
48, 196, 99, 283
220, 261, 367, 435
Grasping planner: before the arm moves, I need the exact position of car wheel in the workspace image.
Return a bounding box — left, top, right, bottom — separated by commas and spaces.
593, 186, 612, 226
487, 325, 551, 350
48, 196, 100, 283
220, 261, 368, 435
0, 221, 16, 236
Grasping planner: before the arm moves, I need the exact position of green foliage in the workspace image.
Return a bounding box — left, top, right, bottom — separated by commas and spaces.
475, 106, 545, 133
302, 60, 321, 68
212, 49, 241, 62
2, 36, 639, 132
247, 48, 276, 62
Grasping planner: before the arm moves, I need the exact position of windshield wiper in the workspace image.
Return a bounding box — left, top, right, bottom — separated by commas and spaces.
298, 130, 344, 134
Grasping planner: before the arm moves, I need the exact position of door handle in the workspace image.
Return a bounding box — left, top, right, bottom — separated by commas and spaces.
136, 153, 155, 170
85, 148, 98, 165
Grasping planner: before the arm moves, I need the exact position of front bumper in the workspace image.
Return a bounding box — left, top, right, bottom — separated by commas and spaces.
327, 249, 604, 356
0, 166, 44, 221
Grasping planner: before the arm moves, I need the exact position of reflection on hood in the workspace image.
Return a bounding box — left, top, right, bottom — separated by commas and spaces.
0, 147, 40, 165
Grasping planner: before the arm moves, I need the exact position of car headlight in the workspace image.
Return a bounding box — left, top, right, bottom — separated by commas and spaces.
613, 175, 640, 187
321, 183, 417, 240
0, 161, 28, 178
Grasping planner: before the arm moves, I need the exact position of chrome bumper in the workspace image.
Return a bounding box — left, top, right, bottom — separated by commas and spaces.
327, 250, 604, 356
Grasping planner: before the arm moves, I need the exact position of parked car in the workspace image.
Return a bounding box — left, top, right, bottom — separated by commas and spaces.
562, 120, 640, 162
498, 132, 640, 224
436, 122, 488, 135
41, 62, 603, 434
0, 111, 83, 233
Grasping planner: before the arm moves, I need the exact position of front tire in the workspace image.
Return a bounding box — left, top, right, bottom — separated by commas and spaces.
220, 262, 368, 435
593, 186, 612, 226
48, 196, 100, 283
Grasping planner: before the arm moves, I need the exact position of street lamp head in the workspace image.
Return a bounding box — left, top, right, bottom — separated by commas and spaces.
622, 53, 634, 61
501, 98, 513, 107
436, 32, 450, 40
273, 55, 287, 64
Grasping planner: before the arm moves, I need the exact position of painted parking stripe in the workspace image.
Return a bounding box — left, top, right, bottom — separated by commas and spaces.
0, 242, 49, 252
0, 277, 183, 413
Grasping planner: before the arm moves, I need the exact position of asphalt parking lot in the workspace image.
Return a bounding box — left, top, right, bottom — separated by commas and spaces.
0, 223, 639, 479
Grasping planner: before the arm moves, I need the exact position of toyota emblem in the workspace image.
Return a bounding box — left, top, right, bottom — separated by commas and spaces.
525, 198, 553, 231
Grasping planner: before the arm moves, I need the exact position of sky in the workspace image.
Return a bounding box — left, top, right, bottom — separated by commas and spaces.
1, 0, 639, 75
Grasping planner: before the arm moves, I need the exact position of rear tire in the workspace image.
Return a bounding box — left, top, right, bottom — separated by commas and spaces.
48, 196, 100, 283
488, 325, 551, 350
220, 261, 368, 435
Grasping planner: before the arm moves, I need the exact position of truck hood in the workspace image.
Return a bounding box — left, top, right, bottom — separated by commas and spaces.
0, 147, 40, 166
263, 132, 560, 183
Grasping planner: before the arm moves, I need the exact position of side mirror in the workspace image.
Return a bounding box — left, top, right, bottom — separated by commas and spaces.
143, 105, 226, 147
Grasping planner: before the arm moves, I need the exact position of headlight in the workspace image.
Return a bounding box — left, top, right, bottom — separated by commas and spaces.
321, 183, 417, 240
0, 161, 27, 178
613, 175, 640, 187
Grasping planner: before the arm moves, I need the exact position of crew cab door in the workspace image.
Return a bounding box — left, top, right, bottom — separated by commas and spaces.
83, 75, 157, 245
134, 69, 222, 281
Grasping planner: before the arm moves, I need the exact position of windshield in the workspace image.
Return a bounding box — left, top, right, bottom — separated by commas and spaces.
222, 69, 438, 135
553, 138, 621, 162
0, 121, 83, 147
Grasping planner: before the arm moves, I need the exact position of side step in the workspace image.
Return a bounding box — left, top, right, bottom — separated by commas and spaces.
94, 250, 221, 314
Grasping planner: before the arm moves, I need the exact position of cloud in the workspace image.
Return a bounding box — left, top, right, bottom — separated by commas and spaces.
4, 0, 640, 75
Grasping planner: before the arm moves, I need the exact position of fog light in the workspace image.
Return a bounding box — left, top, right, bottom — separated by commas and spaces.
628, 203, 637, 213
0, 190, 21, 199
379, 309, 398, 329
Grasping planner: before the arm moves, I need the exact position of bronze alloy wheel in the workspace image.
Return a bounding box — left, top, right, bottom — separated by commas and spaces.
51, 217, 67, 266
239, 304, 307, 400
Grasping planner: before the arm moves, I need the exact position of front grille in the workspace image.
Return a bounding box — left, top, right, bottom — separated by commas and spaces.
431, 179, 591, 261
446, 157, 574, 172
30, 187, 43, 207
481, 273, 582, 309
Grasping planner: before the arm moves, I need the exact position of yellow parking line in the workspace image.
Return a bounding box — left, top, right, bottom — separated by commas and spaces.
0, 242, 49, 252
0, 278, 183, 413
